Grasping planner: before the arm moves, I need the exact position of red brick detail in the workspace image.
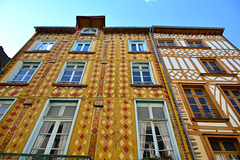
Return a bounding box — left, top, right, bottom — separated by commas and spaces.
103, 146, 108, 152
1, 125, 8, 130
10, 125, 17, 133
124, 146, 129, 153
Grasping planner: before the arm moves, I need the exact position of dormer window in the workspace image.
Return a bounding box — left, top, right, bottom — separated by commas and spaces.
81, 28, 98, 35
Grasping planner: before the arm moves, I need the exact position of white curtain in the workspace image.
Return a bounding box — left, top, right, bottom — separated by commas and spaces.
57, 122, 71, 155
31, 121, 55, 154
215, 155, 226, 160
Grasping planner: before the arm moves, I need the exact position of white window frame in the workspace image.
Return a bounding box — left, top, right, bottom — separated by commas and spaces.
32, 39, 57, 51
134, 99, 180, 160
5, 61, 42, 83
56, 61, 87, 84
131, 61, 155, 84
70, 40, 93, 52
0, 97, 17, 121
128, 40, 148, 52
22, 98, 81, 155
81, 28, 98, 35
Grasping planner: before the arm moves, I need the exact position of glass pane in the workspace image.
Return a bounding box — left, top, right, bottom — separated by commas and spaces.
187, 97, 196, 104
74, 71, 83, 77
66, 66, 74, 69
83, 44, 90, 51
137, 107, 150, 119
23, 76, 31, 81
131, 44, 136, 51
184, 89, 192, 95
63, 106, 76, 116
143, 77, 152, 83
133, 71, 140, 76
159, 42, 165, 46
14, 75, 23, 81
138, 122, 152, 134
138, 44, 144, 51
76, 44, 83, 51
142, 71, 150, 76
157, 136, 172, 150
140, 135, 155, 149
141, 149, 155, 158
228, 155, 240, 160
27, 71, 34, 75
38, 43, 47, 50
0, 104, 10, 114
229, 99, 237, 105
152, 107, 165, 119
63, 71, 72, 76
61, 76, 71, 82
19, 70, 27, 75
232, 90, 240, 96
215, 155, 226, 160
222, 142, 237, 151
133, 77, 141, 83
167, 42, 174, 46
72, 77, 81, 82
50, 149, 64, 155
188, 42, 195, 47
47, 106, 61, 116
30, 149, 45, 154
194, 89, 204, 95
210, 141, 222, 151
46, 43, 54, 50
196, 43, 204, 47
154, 123, 169, 136
198, 97, 208, 104
224, 90, 231, 96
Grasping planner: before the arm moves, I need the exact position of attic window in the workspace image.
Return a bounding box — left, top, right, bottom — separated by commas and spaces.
81, 28, 98, 35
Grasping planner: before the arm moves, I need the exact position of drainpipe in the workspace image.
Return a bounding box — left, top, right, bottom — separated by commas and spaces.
149, 32, 196, 160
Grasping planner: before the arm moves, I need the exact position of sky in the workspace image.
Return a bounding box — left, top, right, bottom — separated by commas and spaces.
0, 0, 239, 58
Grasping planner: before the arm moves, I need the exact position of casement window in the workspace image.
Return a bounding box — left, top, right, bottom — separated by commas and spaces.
184, 87, 221, 119
223, 89, 240, 115
56, 61, 86, 84
0, 98, 17, 121
135, 100, 179, 159
129, 40, 148, 52
209, 138, 240, 160
158, 40, 175, 47
71, 40, 93, 52
81, 28, 98, 35
24, 99, 81, 155
202, 60, 227, 74
131, 62, 155, 84
187, 41, 205, 47
32, 39, 57, 51
6, 61, 41, 83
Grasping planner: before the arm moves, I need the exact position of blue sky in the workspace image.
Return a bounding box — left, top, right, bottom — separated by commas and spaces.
0, 0, 239, 58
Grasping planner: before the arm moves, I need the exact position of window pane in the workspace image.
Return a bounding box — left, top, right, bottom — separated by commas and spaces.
46, 43, 54, 50
210, 142, 222, 151
72, 77, 81, 82
61, 76, 71, 82
137, 107, 150, 119
76, 44, 83, 51
133, 71, 140, 76
138, 122, 152, 134
184, 89, 192, 95
14, 75, 23, 81
27, 71, 34, 76
194, 89, 204, 95
63, 106, 76, 116
19, 70, 27, 75
0, 104, 11, 114
229, 99, 237, 105
232, 90, 240, 96
47, 106, 61, 116
196, 43, 204, 47
142, 71, 150, 76
141, 149, 156, 159
152, 107, 165, 119
138, 44, 144, 51
23, 76, 31, 81
133, 77, 141, 83
228, 155, 240, 160
159, 42, 165, 46
198, 97, 208, 104
63, 71, 72, 76
167, 42, 174, 46
83, 44, 90, 51
143, 77, 152, 83
188, 42, 195, 47
131, 44, 137, 51
154, 123, 169, 136
224, 90, 231, 96
222, 142, 237, 151
187, 97, 196, 104
38, 43, 47, 50
157, 136, 172, 150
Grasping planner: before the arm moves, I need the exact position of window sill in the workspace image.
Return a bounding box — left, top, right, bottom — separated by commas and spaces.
200, 73, 237, 77
130, 84, 163, 87
128, 51, 151, 54
0, 82, 29, 86
24, 50, 50, 53
157, 46, 211, 49
68, 51, 95, 54
192, 117, 229, 122
52, 83, 88, 87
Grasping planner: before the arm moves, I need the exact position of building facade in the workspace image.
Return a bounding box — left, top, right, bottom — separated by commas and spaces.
152, 26, 240, 160
0, 16, 194, 160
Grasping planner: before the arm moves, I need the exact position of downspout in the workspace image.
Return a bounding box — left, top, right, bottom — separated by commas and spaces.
149, 32, 196, 160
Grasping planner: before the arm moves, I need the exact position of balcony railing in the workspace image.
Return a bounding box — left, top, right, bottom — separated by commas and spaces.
0, 152, 91, 160
192, 109, 221, 119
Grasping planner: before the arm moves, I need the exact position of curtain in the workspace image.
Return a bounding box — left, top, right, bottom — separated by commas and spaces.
56, 122, 72, 155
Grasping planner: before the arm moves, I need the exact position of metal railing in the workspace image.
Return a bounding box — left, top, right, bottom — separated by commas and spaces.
0, 152, 91, 160
192, 109, 221, 119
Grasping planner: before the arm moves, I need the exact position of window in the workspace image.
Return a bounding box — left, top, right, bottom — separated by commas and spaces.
56, 61, 86, 84
81, 28, 98, 35
71, 40, 92, 52
202, 60, 226, 74
6, 61, 41, 83
0, 98, 16, 121
32, 39, 57, 51
223, 89, 240, 115
24, 99, 80, 155
135, 100, 179, 159
129, 40, 148, 52
131, 62, 155, 84
184, 87, 221, 118
158, 40, 175, 47
209, 138, 240, 160
187, 41, 205, 47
